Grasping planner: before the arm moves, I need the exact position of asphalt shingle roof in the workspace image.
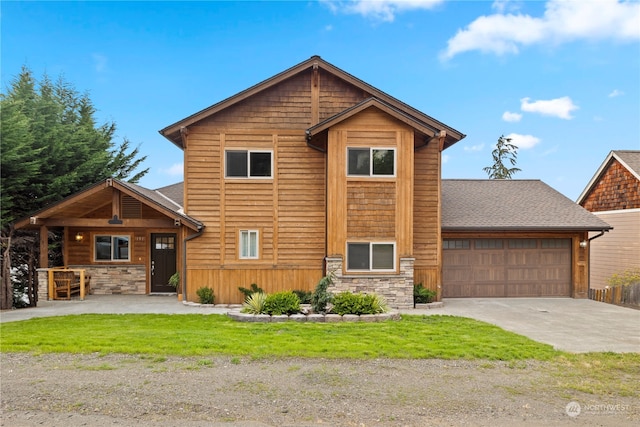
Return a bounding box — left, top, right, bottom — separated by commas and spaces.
442, 179, 612, 231
155, 182, 184, 207
614, 150, 640, 177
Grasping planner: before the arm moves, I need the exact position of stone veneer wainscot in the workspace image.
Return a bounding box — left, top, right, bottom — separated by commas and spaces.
325, 256, 414, 309
37, 265, 147, 299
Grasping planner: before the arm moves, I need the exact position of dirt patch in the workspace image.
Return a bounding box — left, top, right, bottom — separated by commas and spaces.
1, 353, 637, 426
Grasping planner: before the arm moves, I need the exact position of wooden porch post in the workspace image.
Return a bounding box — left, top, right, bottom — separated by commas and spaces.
39, 225, 50, 299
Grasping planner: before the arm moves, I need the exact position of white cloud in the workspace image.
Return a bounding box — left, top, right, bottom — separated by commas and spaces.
505, 133, 540, 149
92, 53, 108, 73
608, 89, 624, 98
464, 143, 485, 152
502, 111, 522, 122
161, 163, 184, 176
520, 96, 578, 120
323, 0, 444, 22
492, 0, 524, 14
442, 154, 449, 164
441, 0, 640, 60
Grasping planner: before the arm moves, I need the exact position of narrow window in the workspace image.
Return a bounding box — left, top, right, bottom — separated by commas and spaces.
347, 148, 395, 176
443, 239, 470, 250
347, 242, 395, 271
225, 150, 272, 178
95, 235, 130, 261
240, 230, 259, 259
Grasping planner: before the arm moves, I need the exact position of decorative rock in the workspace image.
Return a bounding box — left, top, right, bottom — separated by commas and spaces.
306, 314, 325, 322
342, 314, 360, 322
359, 314, 378, 323
289, 314, 307, 322
226, 309, 400, 323
324, 314, 342, 323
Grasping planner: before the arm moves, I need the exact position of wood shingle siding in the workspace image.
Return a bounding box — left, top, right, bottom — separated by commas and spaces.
581, 158, 640, 212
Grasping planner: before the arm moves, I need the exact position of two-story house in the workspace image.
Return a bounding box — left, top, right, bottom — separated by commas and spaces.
17, 56, 611, 307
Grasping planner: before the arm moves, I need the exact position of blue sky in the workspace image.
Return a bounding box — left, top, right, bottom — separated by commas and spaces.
2, 0, 639, 201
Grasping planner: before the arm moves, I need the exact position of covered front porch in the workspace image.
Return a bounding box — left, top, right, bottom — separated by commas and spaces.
14, 178, 203, 301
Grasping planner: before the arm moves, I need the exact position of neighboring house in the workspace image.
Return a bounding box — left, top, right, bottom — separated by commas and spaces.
15, 56, 611, 306
577, 150, 640, 289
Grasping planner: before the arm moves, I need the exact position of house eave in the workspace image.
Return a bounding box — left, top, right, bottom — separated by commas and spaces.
159, 55, 466, 149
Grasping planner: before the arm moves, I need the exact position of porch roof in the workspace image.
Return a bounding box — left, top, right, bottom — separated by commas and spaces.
14, 178, 203, 231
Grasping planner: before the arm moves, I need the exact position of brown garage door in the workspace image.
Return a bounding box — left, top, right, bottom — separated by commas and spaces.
442, 238, 571, 297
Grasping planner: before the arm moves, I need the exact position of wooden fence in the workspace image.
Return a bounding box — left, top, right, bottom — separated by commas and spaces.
589, 283, 640, 308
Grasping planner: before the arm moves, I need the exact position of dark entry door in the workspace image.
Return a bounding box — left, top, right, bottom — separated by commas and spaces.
151, 233, 177, 293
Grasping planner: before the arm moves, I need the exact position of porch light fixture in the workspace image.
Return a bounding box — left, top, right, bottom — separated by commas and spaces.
75, 232, 84, 242
579, 240, 587, 248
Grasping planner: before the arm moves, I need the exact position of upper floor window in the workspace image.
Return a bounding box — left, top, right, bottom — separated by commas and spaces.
240, 230, 259, 259
347, 148, 395, 177
347, 242, 395, 271
225, 150, 272, 178
95, 235, 130, 261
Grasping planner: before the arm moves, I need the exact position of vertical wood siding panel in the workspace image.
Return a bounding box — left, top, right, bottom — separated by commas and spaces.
413, 141, 440, 268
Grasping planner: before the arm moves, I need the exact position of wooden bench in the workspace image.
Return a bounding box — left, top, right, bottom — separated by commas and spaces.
52, 270, 91, 300
54, 271, 79, 300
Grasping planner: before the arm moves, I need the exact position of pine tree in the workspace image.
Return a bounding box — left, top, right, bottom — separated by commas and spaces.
483, 135, 522, 179
0, 66, 149, 309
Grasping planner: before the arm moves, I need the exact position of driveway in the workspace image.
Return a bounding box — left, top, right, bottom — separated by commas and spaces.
1, 295, 638, 353
414, 298, 640, 353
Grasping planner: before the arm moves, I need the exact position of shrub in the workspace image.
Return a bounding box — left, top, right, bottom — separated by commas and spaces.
238, 283, 264, 298
242, 292, 267, 314
168, 272, 180, 289
311, 272, 334, 314
606, 268, 640, 287
263, 291, 301, 315
331, 292, 388, 315
414, 283, 436, 305
293, 290, 313, 304
196, 287, 215, 304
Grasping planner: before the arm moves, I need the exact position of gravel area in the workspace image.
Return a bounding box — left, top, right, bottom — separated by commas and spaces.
1, 353, 637, 426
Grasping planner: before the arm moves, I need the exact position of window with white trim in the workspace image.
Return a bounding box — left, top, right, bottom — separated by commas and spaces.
239, 230, 259, 259
225, 150, 272, 178
347, 148, 395, 176
347, 242, 395, 271
95, 235, 130, 261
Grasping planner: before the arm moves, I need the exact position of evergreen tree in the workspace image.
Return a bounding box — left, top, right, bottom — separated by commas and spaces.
483, 135, 522, 179
0, 66, 149, 309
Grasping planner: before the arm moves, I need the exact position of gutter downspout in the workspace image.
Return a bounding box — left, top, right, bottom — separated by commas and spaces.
588, 229, 608, 241
182, 226, 204, 302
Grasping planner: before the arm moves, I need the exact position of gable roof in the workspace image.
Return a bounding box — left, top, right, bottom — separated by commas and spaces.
442, 179, 612, 232
577, 150, 640, 204
14, 178, 202, 231
306, 97, 443, 142
155, 182, 184, 206
159, 55, 465, 150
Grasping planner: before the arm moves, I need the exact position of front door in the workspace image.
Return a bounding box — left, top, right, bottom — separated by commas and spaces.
151, 233, 177, 293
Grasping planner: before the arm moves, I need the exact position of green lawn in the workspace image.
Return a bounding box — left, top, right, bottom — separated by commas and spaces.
3, 313, 639, 400
1, 314, 560, 360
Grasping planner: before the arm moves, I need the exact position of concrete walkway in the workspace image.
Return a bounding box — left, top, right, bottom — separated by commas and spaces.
1, 295, 638, 353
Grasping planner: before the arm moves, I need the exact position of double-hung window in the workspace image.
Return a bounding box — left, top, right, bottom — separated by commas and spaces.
239, 230, 259, 259
95, 235, 130, 261
225, 150, 272, 178
347, 147, 395, 177
347, 242, 395, 271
